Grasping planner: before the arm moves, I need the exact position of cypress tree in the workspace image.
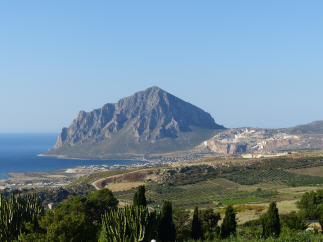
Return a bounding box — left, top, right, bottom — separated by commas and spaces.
133, 185, 147, 207
220, 205, 236, 239
157, 201, 176, 242
262, 201, 280, 238
191, 206, 203, 240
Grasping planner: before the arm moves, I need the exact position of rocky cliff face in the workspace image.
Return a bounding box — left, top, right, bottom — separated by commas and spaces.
50, 86, 224, 158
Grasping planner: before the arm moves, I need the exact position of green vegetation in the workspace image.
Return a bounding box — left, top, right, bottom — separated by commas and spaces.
200, 208, 221, 240
113, 156, 323, 209
3, 154, 323, 241
261, 202, 280, 238
100, 206, 158, 242
133, 185, 147, 207
224, 168, 323, 186
2, 185, 323, 241
0, 194, 44, 242
191, 206, 203, 240
297, 189, 323, 220
173, 208, 191, 241
19, 189, 118, 242
220, 205, 237, 239
157, 200, 176, 242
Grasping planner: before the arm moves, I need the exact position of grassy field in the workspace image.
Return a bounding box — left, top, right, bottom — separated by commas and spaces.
70, 152, 323, 224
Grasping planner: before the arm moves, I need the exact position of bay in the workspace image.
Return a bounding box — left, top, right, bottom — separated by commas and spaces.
0, 133, 137, 179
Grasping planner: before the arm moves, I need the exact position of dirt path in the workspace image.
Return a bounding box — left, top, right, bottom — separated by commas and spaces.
91, 168, 152, 190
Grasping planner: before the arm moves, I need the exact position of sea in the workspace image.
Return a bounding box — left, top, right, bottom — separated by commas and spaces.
0, 133, 137, 179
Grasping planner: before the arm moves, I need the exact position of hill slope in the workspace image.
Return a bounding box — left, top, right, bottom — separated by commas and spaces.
47, 86, 224, 159
284, 121, 323, 134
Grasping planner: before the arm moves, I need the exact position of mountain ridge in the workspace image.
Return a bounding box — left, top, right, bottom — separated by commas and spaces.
48, 86, 225, 158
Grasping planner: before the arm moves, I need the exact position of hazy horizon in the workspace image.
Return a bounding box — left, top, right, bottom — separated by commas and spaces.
1, 1, 323, 132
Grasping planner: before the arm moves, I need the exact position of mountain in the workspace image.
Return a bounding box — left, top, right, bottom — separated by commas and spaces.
47, 86, 225, 159
283, 121, 323, 134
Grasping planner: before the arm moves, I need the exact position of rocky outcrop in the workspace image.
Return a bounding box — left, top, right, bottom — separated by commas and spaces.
198, 127, 323, 155
49, 86, 224, 158
199, 128, 301, 154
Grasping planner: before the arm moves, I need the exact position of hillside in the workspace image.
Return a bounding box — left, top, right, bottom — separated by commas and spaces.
198, 125, 323, 155
284, 120, 323, 134
47, 86, 224, 159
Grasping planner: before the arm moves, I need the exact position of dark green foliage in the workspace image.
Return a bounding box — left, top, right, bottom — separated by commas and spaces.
191, 206, 203, 240
39, 210, 94, 242
0, 194, 44, 242
200, 208, 221, 240
261, 201, 280, 238
100, 206, 158, 242
173, 208, 191, 241
220, 205, 236, 239
241, 218, 262, 228
86, 188, 119, 223
280, 211, 306, 231
224, 168, 323, 186
20, 189, 118, 241
157, 201, 176, 242
133, 185, 147, 207
297, 189, 323, 220
162, 165, 219, 186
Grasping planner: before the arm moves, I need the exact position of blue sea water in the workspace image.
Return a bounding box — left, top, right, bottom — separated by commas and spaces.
0, 134, 137, 179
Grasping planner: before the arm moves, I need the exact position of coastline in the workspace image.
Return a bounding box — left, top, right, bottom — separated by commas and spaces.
38, 153, 147, 162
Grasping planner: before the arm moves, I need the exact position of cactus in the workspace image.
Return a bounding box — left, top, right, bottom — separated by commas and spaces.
0, 194, 44, 241
100, 206, 158, 242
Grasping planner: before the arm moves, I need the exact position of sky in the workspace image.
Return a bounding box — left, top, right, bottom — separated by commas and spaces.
0, 1, 322, 133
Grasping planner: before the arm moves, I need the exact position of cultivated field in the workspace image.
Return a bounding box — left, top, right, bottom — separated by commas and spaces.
70, 151, 323, 224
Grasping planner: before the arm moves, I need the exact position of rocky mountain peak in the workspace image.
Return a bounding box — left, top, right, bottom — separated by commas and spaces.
50, 87, 224, 157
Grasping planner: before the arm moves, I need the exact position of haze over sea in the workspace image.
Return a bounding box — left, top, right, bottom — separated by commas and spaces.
0, 134, 136, 179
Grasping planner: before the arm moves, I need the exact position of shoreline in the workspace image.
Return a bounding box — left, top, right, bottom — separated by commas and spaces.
38, 153, 147, 162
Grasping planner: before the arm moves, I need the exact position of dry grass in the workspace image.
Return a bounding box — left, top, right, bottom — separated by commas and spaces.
276, 199, 299, 213
250, 199, 299, 215
236, 209, 263, 225
288, 166, 323, 177
106, 181, 145, 192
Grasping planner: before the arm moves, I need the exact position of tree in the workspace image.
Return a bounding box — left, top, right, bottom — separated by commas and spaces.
19, 189, 119, 242
280, 211, 306, 231
201, 208, 221, 240
220, 205, 236, 239
191, 206, 203, 240
86, 188, 119, 223
133, 185, 147, 207
262, 201, 280, 238
157, 201, 176, 242
297, 190, 323, 220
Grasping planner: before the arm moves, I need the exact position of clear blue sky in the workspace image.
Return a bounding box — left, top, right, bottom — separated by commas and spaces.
1, 1, 322, 133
